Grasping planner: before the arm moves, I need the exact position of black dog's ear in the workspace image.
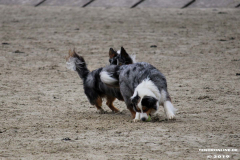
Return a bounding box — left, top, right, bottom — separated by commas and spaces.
120, 47, 133, 64
109, 48, 118, 58
120, 47, 129, 58
141, 96, 158, 110
131, 92, 140, 105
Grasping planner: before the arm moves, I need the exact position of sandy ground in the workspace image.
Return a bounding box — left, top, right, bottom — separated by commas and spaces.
0, 5, 240, 160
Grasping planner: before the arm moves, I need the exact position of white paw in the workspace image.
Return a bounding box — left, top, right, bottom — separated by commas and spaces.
166, 111, 176, 120
133, 112, 141, 122
133, 119, 141, 122
97, 109, 105, 114
164, 101, 177, 120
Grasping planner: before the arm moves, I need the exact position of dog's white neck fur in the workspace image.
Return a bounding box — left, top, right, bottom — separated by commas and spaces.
132, 78, 161, 102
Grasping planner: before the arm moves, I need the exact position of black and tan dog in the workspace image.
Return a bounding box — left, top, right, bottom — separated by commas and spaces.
66, 48, 134, 113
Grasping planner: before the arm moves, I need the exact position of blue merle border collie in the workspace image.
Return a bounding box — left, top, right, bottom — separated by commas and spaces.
100, 62, 177, 122
66, 47, 134, 113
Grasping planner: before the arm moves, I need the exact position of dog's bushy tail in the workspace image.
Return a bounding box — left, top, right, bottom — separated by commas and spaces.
100, 65, 121, 87
66, 49, 89, 80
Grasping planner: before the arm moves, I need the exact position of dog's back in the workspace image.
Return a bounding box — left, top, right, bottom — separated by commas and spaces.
101, 62, 168, 95
119, 63, 168, 95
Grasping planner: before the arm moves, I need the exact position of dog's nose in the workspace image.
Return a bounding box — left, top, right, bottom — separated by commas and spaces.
141, 117, 147, 121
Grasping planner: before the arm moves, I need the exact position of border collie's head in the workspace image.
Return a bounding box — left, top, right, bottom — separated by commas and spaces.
109, 47, 133, 65
131, 92, 158, 121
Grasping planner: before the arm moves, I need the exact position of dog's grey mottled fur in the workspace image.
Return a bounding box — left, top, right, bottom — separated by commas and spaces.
102, 62, 170, 103
100, 62, 176, 120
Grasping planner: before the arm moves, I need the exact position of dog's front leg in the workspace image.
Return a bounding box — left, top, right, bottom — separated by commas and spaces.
133, 112, 141, 122
163, 101, 177, 120
128, 107, 136, 118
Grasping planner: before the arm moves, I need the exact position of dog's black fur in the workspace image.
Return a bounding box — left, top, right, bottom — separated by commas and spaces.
141, 96, 158, 111
109, 47, 133, 66
66, 48, 133, 113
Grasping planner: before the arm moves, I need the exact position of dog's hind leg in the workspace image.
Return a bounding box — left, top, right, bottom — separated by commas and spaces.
95, 97, 105, 114
106, 96, 120, 113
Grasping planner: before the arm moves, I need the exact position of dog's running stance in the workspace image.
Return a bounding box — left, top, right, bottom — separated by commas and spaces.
100, 62, 177, 121
66, 48, 133, 113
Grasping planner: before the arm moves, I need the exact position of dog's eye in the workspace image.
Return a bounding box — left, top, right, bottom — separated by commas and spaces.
142, 106, 148, 112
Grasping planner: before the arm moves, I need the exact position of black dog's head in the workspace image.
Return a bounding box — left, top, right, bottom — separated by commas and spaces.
131, 93, 158, 121
109, 47, 133, 66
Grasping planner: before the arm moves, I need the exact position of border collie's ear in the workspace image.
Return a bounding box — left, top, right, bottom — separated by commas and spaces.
131, 92, 140, 105
109, 48, 118, 58
120, 47, 129, 58
141, 96, 158, 110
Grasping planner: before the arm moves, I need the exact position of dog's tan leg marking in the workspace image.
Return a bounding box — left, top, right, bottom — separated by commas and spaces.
106, 96, 120, 113
128, 107, 136, 119
95, 97, 105, 114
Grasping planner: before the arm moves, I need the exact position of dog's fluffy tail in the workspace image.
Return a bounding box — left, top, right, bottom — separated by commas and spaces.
66, 49, 89, 80
100, 65, 120, 87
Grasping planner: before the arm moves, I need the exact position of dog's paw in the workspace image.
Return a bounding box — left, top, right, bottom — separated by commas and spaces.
164, 101, 177, 120
114, 111, 123, 115
112, 109, 120, 113
133, 119, 141, 123
97, 109, 105, 114
166, 112, 176, 120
